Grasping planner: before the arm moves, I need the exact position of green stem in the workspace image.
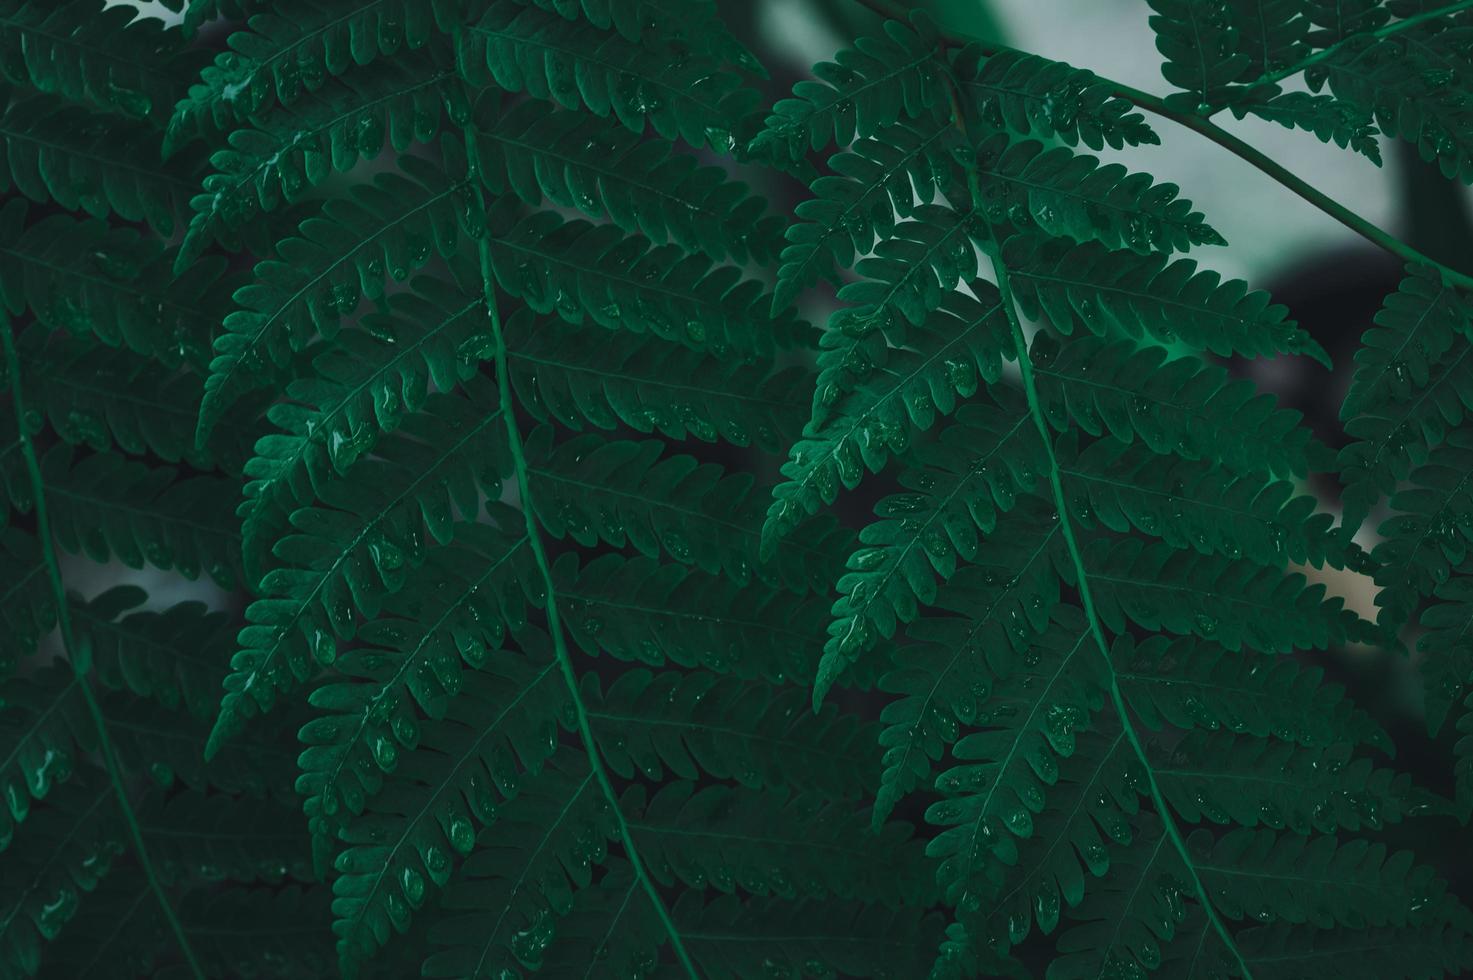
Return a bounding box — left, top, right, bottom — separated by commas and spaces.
970, 206, 1252, 977
847, 0, 1473, 293
460, 130, 700, 979
1, 317, 204, 980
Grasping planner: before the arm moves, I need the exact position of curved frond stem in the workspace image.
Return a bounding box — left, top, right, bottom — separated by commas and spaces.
0, 314, 205, 980
969, 179, 1255, 979
848, 0, 1473, 295
464, 132, 699, 978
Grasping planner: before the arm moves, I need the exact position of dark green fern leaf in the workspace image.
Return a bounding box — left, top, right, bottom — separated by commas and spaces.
1231, 89, 1383, 162
1031, 333, 1325, 479
485, 202, 812, 359
458, 0, 758, 152
178, 48, 462, 269
12, 327, 262, 474
210, 381, 511, 753
773, 116, 958, 311
748, 13, 946, 161
1307, 21, 1473, 181
762, 285, 1012, 549
504, 311, 810, 455
0, 0, 205, 124
0, 88, 202, 235
973, 135, 1226, 255
473, 92, 784, 266
0, 666, 91, 849
582, 669, 878, 798
73, 587, 233, 723
1004, 233, 1327, 363
195, 150, 474, 443
0, 201, 228, 367
0, 528, 53, 670
0, 772, 120, 978
1339, 264, 1473, 531
1226, 0, 1311, 77
165, 0, 463, 154
1148, 0, 1256, 110
34, 446, 240, 588
951, 47, 1160, 150
1115, 630, 1391, 751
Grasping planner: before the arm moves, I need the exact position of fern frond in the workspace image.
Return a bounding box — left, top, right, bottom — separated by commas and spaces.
1032, 334, 1324, 479
1233, 920, 1473, 979
526, 429, 841, 592
774, 117, 959, 310
0, 0, 204, 123
474, 93, 784, 266
211, 381, 510, 753
556, 552, 841, 685
1114, 630, 1391, 751
0, 528, 54, 670
1232, 90, 1383, 162
509, 0, 756, 62
139, 791, 313, 885
433, 858, 662, 978
458, 1, 758, 152
824, 391, 1043, 674
32, 871, 163, 980
103, 692, 299, 802
1308, 21, 1473, 181
1420, 575, 1473, 737
34, 446, 240, 588
238, 272, 485, 572
1005, 234, 1329, 363
975, 135, 1226, 254
1054, 816, 1213, 979
1060, 436, 1360, 570
925, 607, 1109, 911
952, 48, 1160, 150
0, 667, 89, 847
13, 328, 261, 473
196, 151, 473, 443
1226, 0, 1311, 76
1303, 0, 1391, 44
178, 49, 461, 269
486, 204, 811, 359
73, 587, 232, 723
626, 782, 934, 904
178, 885, 334, 979
334, 728, 576, 967
0, 89, 201, 235
1338, 264, 1473, 531
763, 286, 1012, 547
748, 13, 946, 161
933, 722, 1138, 972
1085, 536, 1372, 652
1369, 428, 1473, 632
1148, 0, 1255, 109
0, 201, 228, 366
873, 498, 1069, 821
1189, 827, 1458, 929
1154, 730, 1440, 833
829, 204, 981, 333
296, 522, 539, 849
582, 670, 878, 798
672, 891, 945, 980
0, 772, 119, 978
504, 311, 810, 454
165, 0, 463, 153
